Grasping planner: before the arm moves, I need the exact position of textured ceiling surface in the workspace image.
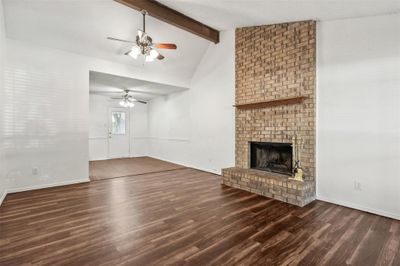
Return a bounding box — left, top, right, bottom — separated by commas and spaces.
3, 0, 210, 84
158, 0, 400, 30
3, 0, 399, 87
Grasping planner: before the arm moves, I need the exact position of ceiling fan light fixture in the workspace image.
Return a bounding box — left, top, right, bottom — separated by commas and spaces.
149, 49, 159, 58
145, 49, 159, 62
108, 10, 175, 62
119, 99, 134, 108
145, 55, 154, 62
128, 46, 141, 59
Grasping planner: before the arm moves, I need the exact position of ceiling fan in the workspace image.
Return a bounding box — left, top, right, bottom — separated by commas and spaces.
110, 89, 148, 108
107, 10, 177, 62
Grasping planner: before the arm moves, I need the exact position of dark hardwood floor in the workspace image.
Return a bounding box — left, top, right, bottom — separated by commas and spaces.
0, 168, 399, 265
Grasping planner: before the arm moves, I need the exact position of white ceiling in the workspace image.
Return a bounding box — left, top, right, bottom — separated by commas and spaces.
2, 0, 210, 83
90, 71, 188, 101
158, 0, 400, 30
2, 0, 399, 84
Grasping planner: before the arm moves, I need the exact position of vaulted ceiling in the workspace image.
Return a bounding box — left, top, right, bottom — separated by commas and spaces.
2, 0, 210, 83
157, 0, 400, 30
2, 0, 399, 84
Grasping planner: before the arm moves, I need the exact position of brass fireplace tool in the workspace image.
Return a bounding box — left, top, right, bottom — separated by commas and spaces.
290, 135, 305, 182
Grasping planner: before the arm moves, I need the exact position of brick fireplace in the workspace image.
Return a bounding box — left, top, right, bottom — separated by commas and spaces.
222, 21, 316, 207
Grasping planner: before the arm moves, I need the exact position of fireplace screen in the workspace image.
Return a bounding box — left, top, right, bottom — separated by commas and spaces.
250, 142, 293, 175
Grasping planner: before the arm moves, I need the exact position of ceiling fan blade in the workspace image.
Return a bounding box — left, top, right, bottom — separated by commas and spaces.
91, 91, 123, 94
134, 100, 148, 104
153, 43, 177, 49
157, 54, 165, 60
107, 37, 135, 43
126, 95, 147, 104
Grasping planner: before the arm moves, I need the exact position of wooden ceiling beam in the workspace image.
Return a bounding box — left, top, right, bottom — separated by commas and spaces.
114, 0, 220, 43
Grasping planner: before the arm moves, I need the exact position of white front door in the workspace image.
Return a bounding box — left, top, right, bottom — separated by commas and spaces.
108, 108, 130, 159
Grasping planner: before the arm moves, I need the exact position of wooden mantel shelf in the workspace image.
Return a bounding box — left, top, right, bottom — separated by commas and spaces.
234, 96, 307, 110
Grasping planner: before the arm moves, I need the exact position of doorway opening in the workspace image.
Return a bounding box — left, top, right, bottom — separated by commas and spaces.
88, 71, 187, 180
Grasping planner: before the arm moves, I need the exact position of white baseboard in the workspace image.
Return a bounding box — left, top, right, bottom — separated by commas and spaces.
89, 157, 108, 161
6, 178, 90, 194
317, 195, 400, 220
0, 178, 90, 207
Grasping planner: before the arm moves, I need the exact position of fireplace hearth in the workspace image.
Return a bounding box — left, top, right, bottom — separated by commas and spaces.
250, 142, 292, 176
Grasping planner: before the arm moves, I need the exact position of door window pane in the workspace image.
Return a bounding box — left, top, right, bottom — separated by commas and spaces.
111, 112, 126, 135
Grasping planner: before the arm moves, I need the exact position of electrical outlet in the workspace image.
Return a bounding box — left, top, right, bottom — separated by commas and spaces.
354, 181, 362, 191
32, 167, 39, 175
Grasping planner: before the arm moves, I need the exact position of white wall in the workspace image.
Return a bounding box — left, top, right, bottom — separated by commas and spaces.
147, 30, 235, 174
317, 14, 400, 219
89, 94, 109, 160
130, 99, 149, 157
89, 94, 148, 160
147, 91, 191, 164
147, 17, 400, 220
0, 2, 6, 204
1, 38, 186, 195
2, 9, 398, 222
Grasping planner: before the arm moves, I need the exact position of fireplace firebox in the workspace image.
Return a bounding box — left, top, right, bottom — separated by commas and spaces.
250, 142, 293, 175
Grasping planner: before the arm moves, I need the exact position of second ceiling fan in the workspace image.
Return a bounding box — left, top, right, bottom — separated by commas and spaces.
108, 10, 177, 62
111, 89, 147, 108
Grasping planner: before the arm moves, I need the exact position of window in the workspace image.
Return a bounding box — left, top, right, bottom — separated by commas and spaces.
111, 111, 126, 135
